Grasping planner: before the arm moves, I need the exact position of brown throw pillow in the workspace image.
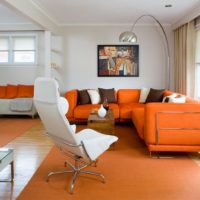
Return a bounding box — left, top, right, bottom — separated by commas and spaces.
78, 90, 91, 105
98, 88, 116, 103
164, 97, 170, 103
145, 88, 164, 103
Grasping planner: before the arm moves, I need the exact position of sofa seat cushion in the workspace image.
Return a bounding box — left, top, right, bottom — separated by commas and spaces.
132, 108, 145, 139
117, 89, 140, 104
119, 103, 144, 119
74, 103, 119, 119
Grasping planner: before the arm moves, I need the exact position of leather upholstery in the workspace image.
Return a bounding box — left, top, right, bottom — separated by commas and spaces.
34, 77, 118, 161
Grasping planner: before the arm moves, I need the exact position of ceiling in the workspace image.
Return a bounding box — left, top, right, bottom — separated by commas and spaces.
0, 0, 200, 26
0, 4, 32, 24
32, 0, 200, 25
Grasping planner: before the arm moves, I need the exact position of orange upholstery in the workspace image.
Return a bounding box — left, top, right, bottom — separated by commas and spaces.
147, 144, 200, 152
119, 103, 144, 119
17, 85, 34, 97
74, 103, 119, 119
64, 90, 78, 119
0, 86, 6, 98
186, 96, 199, 103
144, 103, 200, 152
163, 90, 173, 97
132, 108, 145, 139
64, 87, 200, 153
117, 89, 140, 104
5, 84, 18, 98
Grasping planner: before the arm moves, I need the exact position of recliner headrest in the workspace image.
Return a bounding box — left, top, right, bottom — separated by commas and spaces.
34, 77, 60, 104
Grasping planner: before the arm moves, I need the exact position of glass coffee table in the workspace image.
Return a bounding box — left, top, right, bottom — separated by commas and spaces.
0, 148, 14, 182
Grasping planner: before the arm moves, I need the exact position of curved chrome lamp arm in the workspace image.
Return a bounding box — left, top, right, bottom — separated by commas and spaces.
119, 14, 170, 89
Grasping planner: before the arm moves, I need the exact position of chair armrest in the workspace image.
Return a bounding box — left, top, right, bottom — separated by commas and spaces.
64, 90, 78, 119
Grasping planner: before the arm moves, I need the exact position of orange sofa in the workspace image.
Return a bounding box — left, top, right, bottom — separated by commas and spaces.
65, 89, 200, 153
65, 89, 144, 122
0, 84, 37, 117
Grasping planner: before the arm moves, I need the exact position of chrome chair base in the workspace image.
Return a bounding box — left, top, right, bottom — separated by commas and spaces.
46, 159, 105, 194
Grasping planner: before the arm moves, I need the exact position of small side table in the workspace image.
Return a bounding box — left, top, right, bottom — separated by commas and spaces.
0, 148, 14, 182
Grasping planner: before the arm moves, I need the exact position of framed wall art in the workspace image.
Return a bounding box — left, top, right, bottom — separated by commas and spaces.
97, 45, 139, 77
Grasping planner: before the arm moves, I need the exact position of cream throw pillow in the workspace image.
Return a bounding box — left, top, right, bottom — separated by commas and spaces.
87, 89, 101, 104
162, 93, 186, 103
170, 95, 186, 103
162, 93, 177, 102
139, 88, 150, 103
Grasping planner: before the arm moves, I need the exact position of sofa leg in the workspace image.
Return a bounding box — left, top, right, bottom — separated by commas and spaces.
149, 151, 160, 159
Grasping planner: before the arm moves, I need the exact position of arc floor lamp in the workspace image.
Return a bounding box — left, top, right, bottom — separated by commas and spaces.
119, 14, 170, 89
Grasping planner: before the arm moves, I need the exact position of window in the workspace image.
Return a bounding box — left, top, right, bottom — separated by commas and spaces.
0, 37, 9, 63
0, 34, 37, 65
196, 30, 200, 99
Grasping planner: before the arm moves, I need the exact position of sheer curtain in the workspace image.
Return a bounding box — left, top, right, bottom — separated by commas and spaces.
195, 30, 200, 99
174, 20, 196, 97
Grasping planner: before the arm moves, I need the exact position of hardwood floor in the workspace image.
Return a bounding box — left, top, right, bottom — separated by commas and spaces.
0, 121, 53, 200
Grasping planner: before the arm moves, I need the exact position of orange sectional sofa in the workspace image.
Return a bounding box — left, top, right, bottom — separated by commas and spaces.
65, 89, 144, 121
65, 89, 200, 153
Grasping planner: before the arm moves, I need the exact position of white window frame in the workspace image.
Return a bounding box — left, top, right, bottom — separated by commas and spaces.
0, 36, 9, 64
0, 33, 38, 66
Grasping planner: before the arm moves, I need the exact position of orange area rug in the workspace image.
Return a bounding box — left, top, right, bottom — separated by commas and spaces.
0, 117, 40, 146
17, 125, 200, 200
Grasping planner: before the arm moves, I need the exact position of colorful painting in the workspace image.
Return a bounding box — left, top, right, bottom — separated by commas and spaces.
98, 45, 139, 77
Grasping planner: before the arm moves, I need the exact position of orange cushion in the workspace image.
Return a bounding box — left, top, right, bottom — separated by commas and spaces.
65, 90, 78, 119
0, 86, 6, 98
117, 89, 140, 104
74, 103, 119, 119
132, 108, 145, 139
5, 84, 18, 98
17, 85, 34, 97
119, 103, 145, 119
186, 96, 199, 103
163, 90, 173, 97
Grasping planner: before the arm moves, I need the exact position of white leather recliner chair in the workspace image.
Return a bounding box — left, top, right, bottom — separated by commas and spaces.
34, 77, 118, 194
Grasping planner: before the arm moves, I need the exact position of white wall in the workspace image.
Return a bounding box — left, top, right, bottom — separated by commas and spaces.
61, 25, 174, 92
0, 31, 46, 85
0, 25, 174, 92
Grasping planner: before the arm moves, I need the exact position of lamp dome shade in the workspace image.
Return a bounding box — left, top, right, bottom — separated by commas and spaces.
119, 31, 137, 43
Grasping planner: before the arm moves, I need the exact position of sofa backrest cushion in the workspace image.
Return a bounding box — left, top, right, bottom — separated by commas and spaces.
139, 88, 150, 103
6, 84, 18, 98
98, 88, 116, 103
87, 89, 101, 104
78, 90, 91, 105
117, 89, 140, 104
0, 86, 6, 98
164, 90, 199, 104
18, 85, 34, 98
163, 90, 173, 97
145, 88, 164, 103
